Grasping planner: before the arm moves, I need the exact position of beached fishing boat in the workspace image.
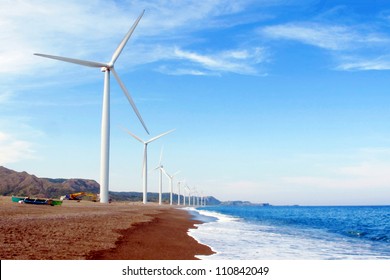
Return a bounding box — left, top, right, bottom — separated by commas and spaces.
11, 196, 27, 203
50, 199, 63, 206
11, 196, 62, 206
23, 198, 51, 205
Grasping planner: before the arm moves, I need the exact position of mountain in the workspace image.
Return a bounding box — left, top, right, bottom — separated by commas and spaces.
0, 166, 99, 198
0, 166, 222, 204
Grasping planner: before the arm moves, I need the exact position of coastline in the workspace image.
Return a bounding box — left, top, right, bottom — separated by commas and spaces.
0, 196, 214, 260
87, 207, 214, 260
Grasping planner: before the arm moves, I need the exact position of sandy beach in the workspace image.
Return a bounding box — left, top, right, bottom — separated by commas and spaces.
0, 196, 214, 260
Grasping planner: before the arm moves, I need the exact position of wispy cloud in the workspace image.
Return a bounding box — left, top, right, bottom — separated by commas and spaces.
0, 132, 36, 165
283, 164, 390, 190
262, 23, 356, 51
283, 147, 390, 190
0, 1, 147, 75
337, 55, 390, 71
157, 66, 211, 76
260, 21, 390, 71
163, 47, 267, 75
262, 23, 388, 51
1, 0, 262, 77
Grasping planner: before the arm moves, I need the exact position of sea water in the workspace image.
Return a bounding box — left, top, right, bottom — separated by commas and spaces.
187, 205, 390, 260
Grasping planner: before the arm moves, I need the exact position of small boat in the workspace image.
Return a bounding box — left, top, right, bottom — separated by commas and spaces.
50, 199, 63, 206
11, 196, 62, 206
23, 198, 51, 205
11, 196, 28, 203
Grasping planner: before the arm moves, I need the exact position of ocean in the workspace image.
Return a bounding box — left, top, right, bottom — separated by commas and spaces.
187, 205, 390, 260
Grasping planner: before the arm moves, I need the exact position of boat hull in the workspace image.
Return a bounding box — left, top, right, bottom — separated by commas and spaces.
11, 196, 62, 206
11, 196, 27, 203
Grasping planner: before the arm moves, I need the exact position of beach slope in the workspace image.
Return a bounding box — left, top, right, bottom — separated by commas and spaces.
0, 197, 213, 260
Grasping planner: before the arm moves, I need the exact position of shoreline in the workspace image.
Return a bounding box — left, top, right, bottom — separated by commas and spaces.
0, 196, 214, 260
87, 207, 214, 260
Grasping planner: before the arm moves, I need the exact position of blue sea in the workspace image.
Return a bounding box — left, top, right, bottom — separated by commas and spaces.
187, 205, 390, 260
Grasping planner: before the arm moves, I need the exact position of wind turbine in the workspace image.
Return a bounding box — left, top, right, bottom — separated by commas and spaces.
34, 11, 148, 203
154, 147, 165, 205
193, 187, 199, 206
185, 185, 191, 206
177, 179, 185, 206
124, 128, 175, 204
200, 191, 205, 206
163, 169, 181, 205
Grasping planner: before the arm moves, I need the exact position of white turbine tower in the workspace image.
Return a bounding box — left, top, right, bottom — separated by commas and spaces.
185, 185, 191, 206
154, 148, 165, 205
34, 11, 148, 203
163, 169, 180, 205
193, 187, 198, 206
200, 191, 205, 206
124, 129, 175, 204
177, 179, 185, 206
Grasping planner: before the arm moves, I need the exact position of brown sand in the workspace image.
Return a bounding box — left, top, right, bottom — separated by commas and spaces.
0, 196, 214, 260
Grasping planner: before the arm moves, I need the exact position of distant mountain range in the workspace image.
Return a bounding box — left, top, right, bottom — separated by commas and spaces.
0, 166, 221, 204
0, 166, 99, 198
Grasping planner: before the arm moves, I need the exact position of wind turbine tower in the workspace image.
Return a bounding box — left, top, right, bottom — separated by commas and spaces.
154, 148, 165, 205
185, 185, 191, 206
35, 11, 148, 203
125, 129, 175, 204
193, 188, 199, 206
163, 170, 180, 205
177, 180, 185, 206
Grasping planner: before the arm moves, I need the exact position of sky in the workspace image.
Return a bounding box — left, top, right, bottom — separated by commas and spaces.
1, 0, 390, 206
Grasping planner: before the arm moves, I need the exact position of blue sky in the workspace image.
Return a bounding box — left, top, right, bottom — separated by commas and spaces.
1, 0, 390, 205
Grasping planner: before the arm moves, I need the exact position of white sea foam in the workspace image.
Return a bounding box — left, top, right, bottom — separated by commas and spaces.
188, 208, 390, 260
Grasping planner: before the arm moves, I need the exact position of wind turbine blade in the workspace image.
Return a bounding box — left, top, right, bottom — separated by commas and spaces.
111, 68, 149, 134
161, 167, 170, 177
34, 53, 107, 68
146, 129, 175, 144
173, 170, 181, 177
110, 10, 145, 65
123, 128, 144, 144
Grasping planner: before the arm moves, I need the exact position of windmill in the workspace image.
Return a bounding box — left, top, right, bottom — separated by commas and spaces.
34, 11, 148, 203
193, 187, 199, 206
154, 147, 165, 205
177, 179, 185, 205
124, 128, 175, 204
185, 185, 191, 206
163, 169, 181, 205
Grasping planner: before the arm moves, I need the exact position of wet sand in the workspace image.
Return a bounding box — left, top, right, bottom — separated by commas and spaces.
0, 196, 214, 260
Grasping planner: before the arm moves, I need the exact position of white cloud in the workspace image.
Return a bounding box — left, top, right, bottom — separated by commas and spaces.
0, 0, 260, 76
157, 66, 211, 76
172, 47, 267, 75
262, 23, 388, 51
282, 147, 390, 190
262, 23, 355, 50
261, 22, 390, 71
337, 55, 390, 71
1, 1, 152, 74
0, 132, 35, 165
140, 0, 249, 32
339, 162, 390, 178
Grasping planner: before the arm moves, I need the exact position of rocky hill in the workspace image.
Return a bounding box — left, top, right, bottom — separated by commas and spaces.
0, 166, 99, 198
0, 166, 221, 204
